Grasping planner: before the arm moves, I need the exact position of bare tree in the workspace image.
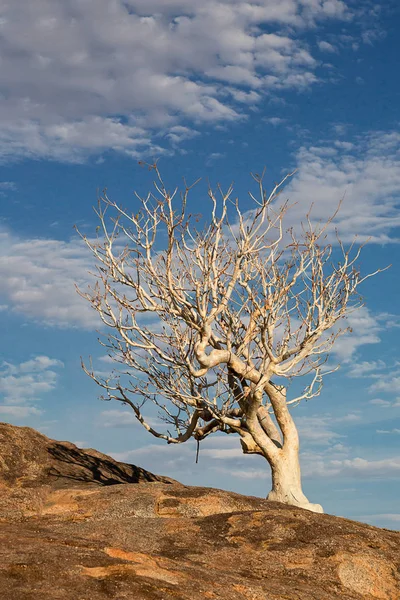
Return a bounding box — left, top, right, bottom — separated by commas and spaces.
77, 164, 382, 513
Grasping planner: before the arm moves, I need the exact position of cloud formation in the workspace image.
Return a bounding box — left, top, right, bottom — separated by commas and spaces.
376, 429, 400, 435
0, 0, 351, 161
0, 405, 42, 418
286, 130, 400, 243
329, 307, 382, 362
98, 409, 163, 429
0, 228, 96, 328
369, 372, 400, 396
346, 359, 387, 378
303, 455, 400, 479
0, 355, 64, 417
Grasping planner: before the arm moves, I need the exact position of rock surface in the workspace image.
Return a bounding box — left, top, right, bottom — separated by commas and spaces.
0, 422, 399, 600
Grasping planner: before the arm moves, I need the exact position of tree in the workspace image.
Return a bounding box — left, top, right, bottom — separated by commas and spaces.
77, 164, 381, 513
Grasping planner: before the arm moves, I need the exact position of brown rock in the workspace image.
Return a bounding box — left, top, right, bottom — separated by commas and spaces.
0, 422, 399, 600
0, 421, 177, 489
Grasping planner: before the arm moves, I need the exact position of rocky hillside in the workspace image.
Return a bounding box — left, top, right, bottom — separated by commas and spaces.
0, 422, 399, 600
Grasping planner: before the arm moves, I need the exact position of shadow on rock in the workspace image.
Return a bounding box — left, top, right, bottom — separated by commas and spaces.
46, 442, 175, 487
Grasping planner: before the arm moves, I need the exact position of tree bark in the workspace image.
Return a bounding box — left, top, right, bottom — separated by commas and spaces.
267, 446, 323, 513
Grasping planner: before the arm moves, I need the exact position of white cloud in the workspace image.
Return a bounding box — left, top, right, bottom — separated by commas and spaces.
294, 413, 361, 449
111, 433, 244, 463
376, 429, 400, 435
334, 140, 355, 150
363, 513, 400, 522
263, 116, 286, 126
0, 405, 42, 418
369, 396, 400, 408
356, 513, 400, 529
0, 228, 96, 327
0, 118, 166, 163
110, 444, 165, 462
127, 0, 349, 23
377, 312, 400, 329
109, 441, 197, 473
331, 456, 400, 477
71, 440, 89, 448
330, 307, 382, 362
287, 130, 400, 243
206, 152, 226, 166
317, 40, 337, 53
201, 447, 244, 459
163, 125, 200, 147
0, 0, 352, 161
99, 409, 138, 428
303, 454, 400, 479
346, 359, 387, 378
219, 467, 267, 480
334, 413, 361, 423
4, 355, 64, 374
0, 371, 57, 404
0, 355, 63, 416
369, 374, 400, 396
98, 355, 115, 364
98, 409, 166, 429
369, 398, 392, 407
361, 28, 386, 46
0, 181, 16, 191
295, 415, 344, 445
227, 88, 261, 104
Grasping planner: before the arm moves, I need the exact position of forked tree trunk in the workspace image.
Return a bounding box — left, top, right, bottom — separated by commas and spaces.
266, 446, 323, 513
250, 383, 324, 513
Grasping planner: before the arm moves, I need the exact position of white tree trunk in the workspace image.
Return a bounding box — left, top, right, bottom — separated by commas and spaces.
267, 447, 323, 513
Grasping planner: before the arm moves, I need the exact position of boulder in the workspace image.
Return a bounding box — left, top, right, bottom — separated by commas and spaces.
0, 422, 399, 599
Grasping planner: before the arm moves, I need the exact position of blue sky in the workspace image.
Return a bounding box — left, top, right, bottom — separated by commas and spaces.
0, 0, 400, 529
